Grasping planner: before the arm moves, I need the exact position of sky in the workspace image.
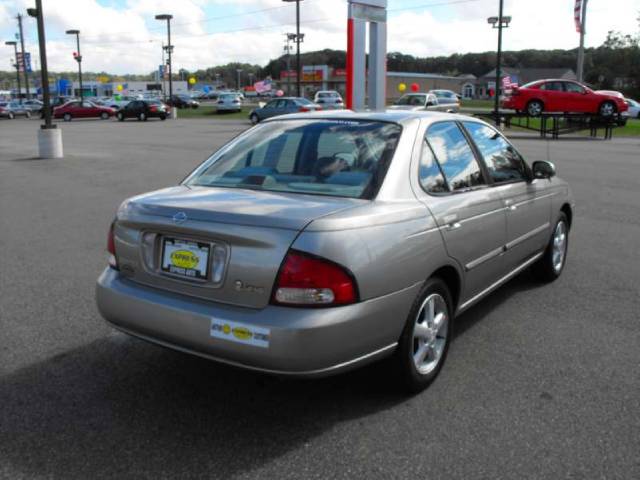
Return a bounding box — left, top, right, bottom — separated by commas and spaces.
0, 0, 638, 75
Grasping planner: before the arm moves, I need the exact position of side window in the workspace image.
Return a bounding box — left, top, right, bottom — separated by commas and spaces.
541, 82, 564, 92
426, 122, 485, 191
463, 122, 527, 184
419, 140, 448, 193
265, 100, 277, 108
564, 82, 584, 94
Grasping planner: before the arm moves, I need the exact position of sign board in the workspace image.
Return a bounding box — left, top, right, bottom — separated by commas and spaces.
16, 52, 32, 73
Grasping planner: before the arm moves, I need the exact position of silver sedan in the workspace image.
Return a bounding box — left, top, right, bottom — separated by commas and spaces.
96, 110, 574, 392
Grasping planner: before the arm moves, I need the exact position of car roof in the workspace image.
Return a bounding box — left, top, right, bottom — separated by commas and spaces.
263, 109, 478, 126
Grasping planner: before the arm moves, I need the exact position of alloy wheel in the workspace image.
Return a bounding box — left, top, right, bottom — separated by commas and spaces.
552, 221, 568, 273
412, 293, 449, 375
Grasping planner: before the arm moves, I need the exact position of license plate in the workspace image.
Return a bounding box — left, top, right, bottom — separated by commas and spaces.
161, 237, 210, 280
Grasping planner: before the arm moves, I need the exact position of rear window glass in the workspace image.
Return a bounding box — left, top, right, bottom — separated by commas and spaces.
396, 95, 426, 106
185, 120, 402, 199
426, 122, 485, 191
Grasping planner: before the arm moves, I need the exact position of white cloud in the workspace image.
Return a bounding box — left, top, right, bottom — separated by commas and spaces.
0, 0, 637, 75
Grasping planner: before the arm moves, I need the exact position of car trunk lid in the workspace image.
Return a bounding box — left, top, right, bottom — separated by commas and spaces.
113, 185, 363, 308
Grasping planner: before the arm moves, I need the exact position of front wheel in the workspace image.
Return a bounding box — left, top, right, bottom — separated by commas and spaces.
598, 101, 616, 117
117, 112, 124, 121
532, 212, 569, 282
25, 111, 31, 119
527, 100, 544, 117
160, 114, 166, 120
249, 113, 259, 125
394, 278, 453, 393
8, 112, 14, 120
63, 113, 72, 122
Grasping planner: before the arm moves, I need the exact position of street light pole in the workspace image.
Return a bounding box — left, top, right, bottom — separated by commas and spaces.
236, 69, 243, 91
5, 41, 21, 101
283, 0, 304, 97
27, 0, 63, 159
17, 14, 30, 100
65, 30, 83, 100
155, 14, 173, 100
488, 2, 511, 127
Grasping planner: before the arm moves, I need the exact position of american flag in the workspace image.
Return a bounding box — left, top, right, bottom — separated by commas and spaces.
574, 0, 583, 33
254, 79, 272, 94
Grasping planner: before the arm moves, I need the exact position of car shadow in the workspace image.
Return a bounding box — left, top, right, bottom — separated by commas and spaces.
453, 269, 542, 338
0, 332, 407, 478
0, 271, 545, 478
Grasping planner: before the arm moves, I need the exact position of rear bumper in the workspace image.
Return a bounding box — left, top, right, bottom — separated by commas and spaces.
96, 268, 418, 377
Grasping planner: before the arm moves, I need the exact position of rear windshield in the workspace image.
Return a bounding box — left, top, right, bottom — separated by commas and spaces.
318, 92, 339, 98
185, 120, 402, 199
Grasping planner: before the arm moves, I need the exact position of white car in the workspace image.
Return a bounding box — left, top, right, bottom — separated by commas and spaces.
624, 98, 640, 119
313, 90, 344, 109
105, 95, 137, 110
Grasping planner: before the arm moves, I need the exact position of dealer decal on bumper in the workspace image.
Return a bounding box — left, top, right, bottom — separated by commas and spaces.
210, 319, 270, 348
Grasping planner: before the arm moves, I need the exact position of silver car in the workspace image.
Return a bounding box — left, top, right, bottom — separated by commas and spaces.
429, 89, 461, 113
96, 110, 574, 392
314, 90, 344, 109
390, 93, 448, 112
216, 93, 242, 113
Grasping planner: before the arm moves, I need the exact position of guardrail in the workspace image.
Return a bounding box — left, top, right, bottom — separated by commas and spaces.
470, 110, 625, 139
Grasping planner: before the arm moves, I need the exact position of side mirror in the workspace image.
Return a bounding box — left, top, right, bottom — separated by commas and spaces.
532, 160, 556, 179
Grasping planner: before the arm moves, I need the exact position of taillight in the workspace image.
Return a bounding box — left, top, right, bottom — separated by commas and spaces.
299, 107, 310, 112
272, 250, 358, 306
107, 222, 118, 269
150, 105, 157, 112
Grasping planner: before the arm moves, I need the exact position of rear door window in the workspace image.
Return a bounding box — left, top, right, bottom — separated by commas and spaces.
425, 122, 485, 191
462, 122, 527, 184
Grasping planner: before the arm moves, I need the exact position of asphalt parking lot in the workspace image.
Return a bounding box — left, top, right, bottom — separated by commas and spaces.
1, 118, 639, 479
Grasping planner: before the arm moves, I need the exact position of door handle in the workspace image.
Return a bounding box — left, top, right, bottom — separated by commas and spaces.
446, 222, 462, 231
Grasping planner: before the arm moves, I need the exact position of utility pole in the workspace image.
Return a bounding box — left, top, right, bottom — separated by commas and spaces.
5, 41, 21, 101
161, 42, 166, 101
283, 0, 304, 97
284, 34, 294, 95
17, 14, 31, 100
576, 0, 588, 83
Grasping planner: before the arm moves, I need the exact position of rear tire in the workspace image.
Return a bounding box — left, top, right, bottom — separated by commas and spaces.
63, 113, 72, 122
8, 112, 14, 120
393, 277, 453, 393
250, 113, 259, 125
25, 111, 31, 119
100, 112, 109, 120
138, 112, 146, 121
117, 112, 124, 121
160, 114, 166, 120
532, 212, 569, 282
526, 100, 544, 117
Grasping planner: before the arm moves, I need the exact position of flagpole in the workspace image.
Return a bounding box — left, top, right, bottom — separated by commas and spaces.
577, 0, 588, 83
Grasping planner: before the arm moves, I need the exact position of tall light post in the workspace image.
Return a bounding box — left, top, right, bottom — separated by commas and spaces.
487, 2, 511, 126
65, 29, 83, 100
155, 14, 173, 100
16, 14, 31, 99
27, 0, 63, 158
282, 0, 304, 97
236, 69, 243, 91
5, 41, 22, 102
